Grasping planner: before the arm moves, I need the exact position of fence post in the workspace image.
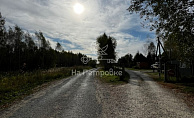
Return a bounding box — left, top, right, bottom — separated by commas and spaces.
175, 64, 180, 82
164, 63, 168, 82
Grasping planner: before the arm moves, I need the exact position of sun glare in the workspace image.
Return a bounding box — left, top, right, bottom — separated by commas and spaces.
73, 3, 84, 14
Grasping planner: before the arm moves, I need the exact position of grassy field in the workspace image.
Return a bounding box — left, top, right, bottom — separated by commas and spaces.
98, 68, 130, 85
0, 66, 91, 107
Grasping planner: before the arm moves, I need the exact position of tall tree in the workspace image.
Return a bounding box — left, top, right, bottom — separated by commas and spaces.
148, 42, 156, 55
13, 25, 25, 70
133, 51, 147, 63
55, 42, 63, 51
0, 12, 5, 45
128, 0, 194, 62
118, 53, 133, 67
97, 33, 117, 70
35, 31, 50, 50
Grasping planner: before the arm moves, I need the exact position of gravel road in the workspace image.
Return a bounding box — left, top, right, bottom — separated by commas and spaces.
0, 69, 101, 118
0, 69, 193, 118
96, 69, 194, 118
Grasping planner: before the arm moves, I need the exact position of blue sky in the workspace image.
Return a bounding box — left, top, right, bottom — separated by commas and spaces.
0, 0, 156, 59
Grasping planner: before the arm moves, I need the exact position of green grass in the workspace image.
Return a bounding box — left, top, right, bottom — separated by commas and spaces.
146, 72, 165, 82
98, 68, 130, 85
183, 86, 194, 93
177, 83, 194, 93
0, 66, 91, 107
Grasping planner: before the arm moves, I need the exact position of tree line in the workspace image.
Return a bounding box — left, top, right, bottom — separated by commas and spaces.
96, 33, 157, 69
0, 13, 93, 72
118, 42, 156, 69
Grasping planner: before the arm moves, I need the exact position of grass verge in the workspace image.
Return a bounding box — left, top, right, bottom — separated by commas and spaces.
146, 73, 194, 95
97, 68, 130, 85
0, 66, 91, 108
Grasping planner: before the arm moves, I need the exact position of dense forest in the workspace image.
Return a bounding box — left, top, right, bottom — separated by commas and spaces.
0, 13, 94, 72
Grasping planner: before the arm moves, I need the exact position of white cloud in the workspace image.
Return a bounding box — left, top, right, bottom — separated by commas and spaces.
0, 0, 155, 59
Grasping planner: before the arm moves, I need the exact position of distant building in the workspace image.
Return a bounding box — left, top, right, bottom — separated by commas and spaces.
137, 62, 149, 69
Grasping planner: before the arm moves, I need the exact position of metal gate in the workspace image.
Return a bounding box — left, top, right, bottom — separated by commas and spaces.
164, 61, 179, 82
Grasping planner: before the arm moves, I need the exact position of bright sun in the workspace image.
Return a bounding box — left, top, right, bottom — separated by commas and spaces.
73, 3, 84, 14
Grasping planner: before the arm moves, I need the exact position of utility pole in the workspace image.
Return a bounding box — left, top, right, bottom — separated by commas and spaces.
156, 37, 161, 79
156, 36, 168, 82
